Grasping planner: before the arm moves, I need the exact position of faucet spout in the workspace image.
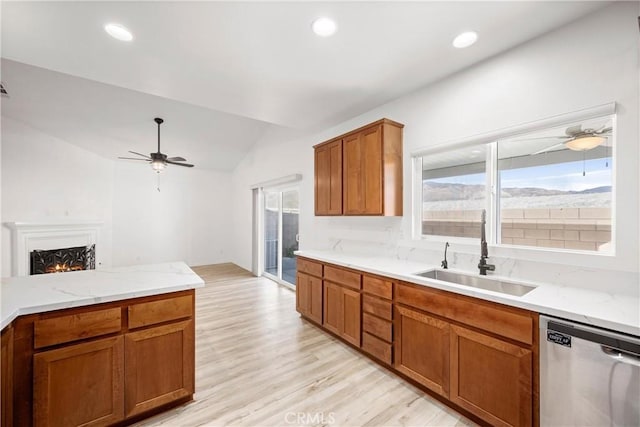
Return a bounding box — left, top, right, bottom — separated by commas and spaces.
441, 242, 449, 269
478, 209, 495, 275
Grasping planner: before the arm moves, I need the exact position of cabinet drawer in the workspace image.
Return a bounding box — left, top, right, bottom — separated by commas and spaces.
324, 265, 361, 290
362, 276, 392, 299
362, 332, 392, 365
362, 295, 392, 320
396, 283, 533, 345
34, 307, 122, 349
297, 258, 323, 277
363, 313, 392, 342
128, 294, 193, 329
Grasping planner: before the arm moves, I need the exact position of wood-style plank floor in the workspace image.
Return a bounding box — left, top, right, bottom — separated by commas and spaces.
135, 263, 475, 427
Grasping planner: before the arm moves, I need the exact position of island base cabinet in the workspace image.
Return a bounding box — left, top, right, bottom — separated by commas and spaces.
33, 336, 125, 427
124, 320, 195, 418
394, 306, 449, 398
450, 325, 532, 427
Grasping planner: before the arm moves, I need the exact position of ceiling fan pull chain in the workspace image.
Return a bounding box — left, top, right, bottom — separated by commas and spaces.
582, 151, 586, 177
157, 171, 161, 192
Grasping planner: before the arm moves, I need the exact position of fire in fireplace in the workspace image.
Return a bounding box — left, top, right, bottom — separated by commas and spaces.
30, 244, 96, 275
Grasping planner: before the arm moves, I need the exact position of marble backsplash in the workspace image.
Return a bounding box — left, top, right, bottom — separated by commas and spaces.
308, 217, 639, 298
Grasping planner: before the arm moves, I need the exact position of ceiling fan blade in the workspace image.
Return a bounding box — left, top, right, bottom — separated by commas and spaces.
118, 157, 150, 161
531, 143, 566, 155
565, 125, 583, 136
596, 127, 613, 135
166, 160, 194, 167
166, 156, 186, 162
512, 136, 570, 142
128, 151, 151, 159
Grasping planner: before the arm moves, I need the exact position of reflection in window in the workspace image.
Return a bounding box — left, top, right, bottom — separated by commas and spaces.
422, 145, 487, 238
498, 118, 612, 252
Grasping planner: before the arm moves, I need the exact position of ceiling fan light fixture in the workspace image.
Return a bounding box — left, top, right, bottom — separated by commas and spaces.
151, 159, 165, 172
566, 135, 606, 151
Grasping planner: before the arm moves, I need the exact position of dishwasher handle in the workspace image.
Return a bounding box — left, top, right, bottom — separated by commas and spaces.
602, 345, 640, 367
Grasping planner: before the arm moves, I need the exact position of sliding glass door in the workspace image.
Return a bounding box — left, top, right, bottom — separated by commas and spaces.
263, 187, 299, 285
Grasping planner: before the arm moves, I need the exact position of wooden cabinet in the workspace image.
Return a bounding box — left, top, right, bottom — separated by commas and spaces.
124, 320, 194, 418
1, 326, 14, 427
450, 325, 532, 427
361, 275, 394, 365
323, 281, 361, 346
33, 336, 125, 427
314, 118, 403, 216
315, 139, 343, 215
6, 290, 196, 427
394, 306, 449, 397
322, 266, 362, 347
296, 258, 324, 325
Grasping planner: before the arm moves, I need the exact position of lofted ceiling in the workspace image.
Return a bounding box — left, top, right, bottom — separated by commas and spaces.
1, 1, 608, 171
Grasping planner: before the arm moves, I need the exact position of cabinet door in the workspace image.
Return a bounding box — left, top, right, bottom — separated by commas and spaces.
124, 320, 195, 418
315, 140, 343, 215
308, 275, 323, 324
296, 272, 311, 316
394, 306, 449, 398
341, 287, 361, 347
343, 133, 363, 215
360, 125, 383, 214
1, 326, 13, 427
450, 325, 532, 427
323, 282, 342, 335
33, 336, 124, 427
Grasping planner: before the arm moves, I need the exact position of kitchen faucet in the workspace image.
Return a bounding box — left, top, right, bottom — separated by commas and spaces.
441, 242, 449, 269
478, 209, 495, 276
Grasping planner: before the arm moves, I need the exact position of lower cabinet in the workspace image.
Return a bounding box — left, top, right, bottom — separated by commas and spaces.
450, 325, 532, 427
124, 320, 195, 417
33, 336, 125, 427
296, 272, 323, 324
323, 282, 361, 347
1, 326, 14, 427
394, 305, 449, 398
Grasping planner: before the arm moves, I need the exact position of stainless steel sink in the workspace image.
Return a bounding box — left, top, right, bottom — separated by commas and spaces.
413, 269, 536, 297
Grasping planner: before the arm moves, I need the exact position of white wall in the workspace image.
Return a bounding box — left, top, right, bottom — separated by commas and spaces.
111, 162, 232, 267
1, 117, 114, 276
231, 2, 640, 294
1, 116, 233, 277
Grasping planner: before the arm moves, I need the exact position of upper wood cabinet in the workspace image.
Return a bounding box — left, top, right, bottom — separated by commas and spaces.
315, 140, 343, 215
314, 118, 404, 216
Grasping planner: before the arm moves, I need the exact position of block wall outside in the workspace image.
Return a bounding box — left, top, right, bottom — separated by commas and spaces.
422, 208, 611, 251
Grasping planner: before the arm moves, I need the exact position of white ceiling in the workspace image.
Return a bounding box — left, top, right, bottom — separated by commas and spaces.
1, 1, 608, 171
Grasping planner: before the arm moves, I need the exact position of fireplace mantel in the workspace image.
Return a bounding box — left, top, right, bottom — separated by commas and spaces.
5, 221, 103, 277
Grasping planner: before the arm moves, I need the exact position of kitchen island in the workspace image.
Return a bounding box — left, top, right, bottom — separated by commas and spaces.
0, 262, 204, 427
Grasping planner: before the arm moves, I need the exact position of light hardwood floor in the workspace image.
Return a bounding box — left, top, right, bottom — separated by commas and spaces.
135, 263, 475, 427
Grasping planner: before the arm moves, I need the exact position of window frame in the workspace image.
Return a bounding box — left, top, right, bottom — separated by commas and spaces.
411, 103, 617, 256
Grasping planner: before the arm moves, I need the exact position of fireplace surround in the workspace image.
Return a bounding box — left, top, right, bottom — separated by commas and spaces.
5, 221, 103, 276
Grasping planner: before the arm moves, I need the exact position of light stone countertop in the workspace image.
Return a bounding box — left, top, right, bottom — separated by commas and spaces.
0, 261, 205, 330
296, 250, 640, 337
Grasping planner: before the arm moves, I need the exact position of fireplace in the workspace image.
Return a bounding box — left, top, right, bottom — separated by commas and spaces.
6, 221, 103, 276
30, 244, 96, 275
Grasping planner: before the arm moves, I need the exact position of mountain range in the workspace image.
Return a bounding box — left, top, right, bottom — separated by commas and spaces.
423, 182, 611, 202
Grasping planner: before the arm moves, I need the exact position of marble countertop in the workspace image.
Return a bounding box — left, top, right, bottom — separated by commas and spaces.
296, 250, 640, 337
1, 262, 205, 330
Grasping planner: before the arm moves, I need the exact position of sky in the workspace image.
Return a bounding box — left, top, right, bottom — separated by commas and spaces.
428, 158, 612, 192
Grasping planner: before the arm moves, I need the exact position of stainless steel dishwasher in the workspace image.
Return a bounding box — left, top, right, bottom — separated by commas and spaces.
540, 315, 640, 426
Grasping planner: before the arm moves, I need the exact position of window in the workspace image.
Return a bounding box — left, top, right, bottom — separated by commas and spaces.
418, 114, 614, 253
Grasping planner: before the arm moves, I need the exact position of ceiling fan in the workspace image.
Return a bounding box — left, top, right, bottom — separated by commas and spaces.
118, 118, 194, 171
531, 124, 612, 155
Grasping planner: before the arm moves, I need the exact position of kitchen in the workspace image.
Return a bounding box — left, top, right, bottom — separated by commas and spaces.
1, 1, 639, 426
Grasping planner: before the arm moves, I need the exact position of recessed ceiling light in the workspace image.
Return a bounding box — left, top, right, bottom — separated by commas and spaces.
452, 31, 478, 49
312, 17, 337, 37
104, 23, 133, 42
